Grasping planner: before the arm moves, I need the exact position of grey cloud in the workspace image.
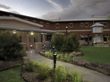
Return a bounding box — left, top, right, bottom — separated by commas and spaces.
0, 3, 11, 9
42, 0, 110, 19
0, 3, 19, 14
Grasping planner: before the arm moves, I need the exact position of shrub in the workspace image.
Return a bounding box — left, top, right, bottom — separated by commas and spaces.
38, 63, 50, 80
49, 51, 53, 57
71, 71, 83, 82
45, 52, 50, 57
56, 54, 61, 59
51, 34, 66, 51
33, 61, 39, 67
66, 33, 79, 52
0, 31, 23, 60
45, 51, 53, 57
17, 52, 27, 57
54, 66, 69, 82
51, 33, 79, 52
25, 61, 34, 72
60, 54, 64, 60
64, 53, 73, 62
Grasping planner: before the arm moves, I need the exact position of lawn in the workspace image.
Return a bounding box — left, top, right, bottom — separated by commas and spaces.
80, 47, 110, 65
0, 66, 25, 82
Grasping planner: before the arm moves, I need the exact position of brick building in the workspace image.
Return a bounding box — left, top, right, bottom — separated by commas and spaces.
0, 10, 110, 50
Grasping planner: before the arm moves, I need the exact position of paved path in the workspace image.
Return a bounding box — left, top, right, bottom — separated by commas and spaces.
26, 50, 110, 82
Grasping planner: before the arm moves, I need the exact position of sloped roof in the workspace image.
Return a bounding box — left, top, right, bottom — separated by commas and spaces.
0, 24, 56, 33
0, 16, 43, 27
49, 18, 110, 22
91, 22, 105, 28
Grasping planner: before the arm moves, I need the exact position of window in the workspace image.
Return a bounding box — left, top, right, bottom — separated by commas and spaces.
100, 22, 107, 27
40, 21, 43, 25
47, 22, 49, 27
9, 14, 14, 17
104, 36, 107, 41
33, 20, 36, 23
19, 36, 22, 42
69, 23, 73, 28
56, 23, 59, 28
85, 22, 89, 27
25, 18, 28, 21
85, 36, 88, 42
81, 22, 84, 27
81, 37, 84, 40
34, 37, 37, 42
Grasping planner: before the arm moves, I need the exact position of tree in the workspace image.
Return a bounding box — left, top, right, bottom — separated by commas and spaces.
0, 31, 23, 60
51, 34, 66, 51
51, 33, 79, 52
66, 33, 79, 51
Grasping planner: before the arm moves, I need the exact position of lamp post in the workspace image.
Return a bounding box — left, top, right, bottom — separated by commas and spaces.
52, 45, 57, 69
66, 26, 68, 37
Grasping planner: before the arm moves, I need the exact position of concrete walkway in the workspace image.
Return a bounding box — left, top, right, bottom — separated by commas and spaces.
26, 50, 110, 82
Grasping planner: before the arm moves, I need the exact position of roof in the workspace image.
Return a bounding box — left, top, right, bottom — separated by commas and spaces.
0, 24, 56, 33
91, 22, 105, 28
0, 10, 52, 22
49, 18, 110, 22
1, 10, 110, 22
0, 16, 43, 28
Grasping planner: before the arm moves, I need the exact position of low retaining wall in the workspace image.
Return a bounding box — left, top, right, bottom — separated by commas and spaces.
73, 57, 110, 75
40, 51, 110, 75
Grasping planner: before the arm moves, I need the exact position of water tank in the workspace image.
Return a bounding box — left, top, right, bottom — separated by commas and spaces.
91, 23, 104, 33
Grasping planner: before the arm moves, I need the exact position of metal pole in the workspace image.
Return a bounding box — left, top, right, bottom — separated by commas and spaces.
53, 55, 56, 69
66, 28, 67, 37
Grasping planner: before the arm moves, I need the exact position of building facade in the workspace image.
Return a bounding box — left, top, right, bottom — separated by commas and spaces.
0, 10, 110, 50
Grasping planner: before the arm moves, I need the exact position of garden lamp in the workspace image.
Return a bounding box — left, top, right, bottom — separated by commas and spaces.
52, 45, 57, 69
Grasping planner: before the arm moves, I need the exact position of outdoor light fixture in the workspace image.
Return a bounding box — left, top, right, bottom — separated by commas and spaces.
66, 26, 68, 37
13, 30, 16, 34
52, 45, 57, 69
30, 45, 32, 49
41, 33, 43, 35
31, 32, 34, 35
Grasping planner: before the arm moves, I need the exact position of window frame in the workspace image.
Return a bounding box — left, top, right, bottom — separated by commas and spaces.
56, 23, 59, 28
69, 23, 73, 28
40, 21, 43, 25
47, 22, 49, 27
25, 18, 28, 21
100, 22, 107, 27
33, 20, 36, 23
85, 22, 89, 27
81, 22, 84, 27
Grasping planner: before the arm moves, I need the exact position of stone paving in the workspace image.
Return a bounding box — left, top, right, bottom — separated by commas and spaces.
26, 50, 110, 82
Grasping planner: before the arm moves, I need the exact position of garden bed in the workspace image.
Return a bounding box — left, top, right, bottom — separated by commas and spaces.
39, 51, 110, 76
22, 61, 83, 82
0, 58, 22, 71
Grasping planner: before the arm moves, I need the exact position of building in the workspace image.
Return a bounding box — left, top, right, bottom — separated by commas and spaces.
0, 10, 110, 51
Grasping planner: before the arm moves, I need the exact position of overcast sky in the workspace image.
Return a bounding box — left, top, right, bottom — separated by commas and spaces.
0, 0, 110, 19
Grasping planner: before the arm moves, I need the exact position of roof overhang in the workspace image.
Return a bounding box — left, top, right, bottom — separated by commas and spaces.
0, 16, 43, 28
0, 24, 56, 33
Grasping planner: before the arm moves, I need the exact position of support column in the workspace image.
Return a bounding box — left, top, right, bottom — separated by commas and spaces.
88, 35, 89, 45
92, 34, 94, 46
107, 35, 109, 43
43, 34, 45, 45
26, 33, 29, 50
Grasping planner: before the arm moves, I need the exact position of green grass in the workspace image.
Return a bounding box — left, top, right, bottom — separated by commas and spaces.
0, 66, 25, 82
80, 47, 110, 65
